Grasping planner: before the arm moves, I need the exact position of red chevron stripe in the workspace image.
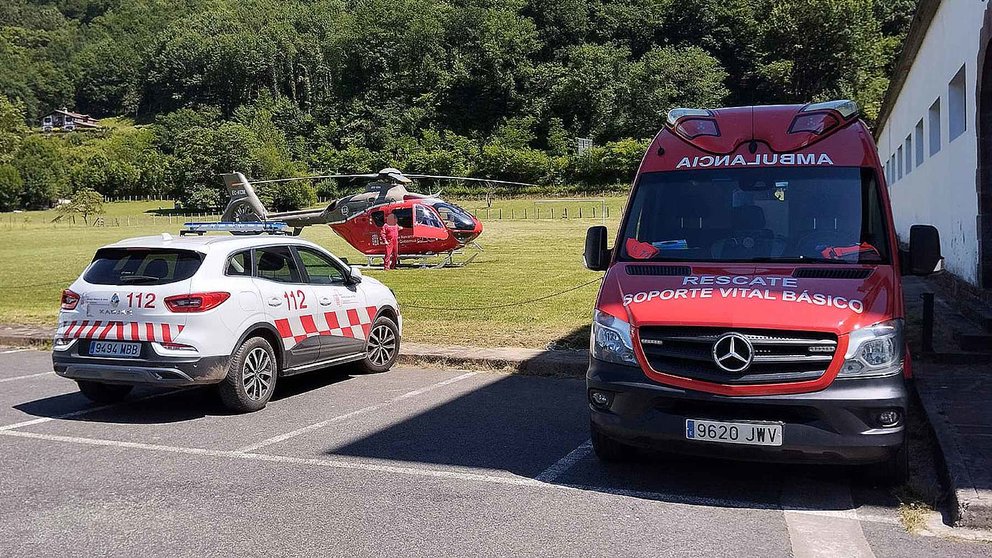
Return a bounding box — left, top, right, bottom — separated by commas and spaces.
85, 321, 103, 338
300, 315, 318, 335
274, 318, 293, 339
97, 322, 115, 340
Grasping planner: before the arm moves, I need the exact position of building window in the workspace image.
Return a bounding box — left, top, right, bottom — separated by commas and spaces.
897, 146, 904, 179
914, 119, 924, 167
949, 65, 967, 141
890, 154, 896, 182
929, 98, 942, 155
885, 158, 891, 183
905, 135, 913, 174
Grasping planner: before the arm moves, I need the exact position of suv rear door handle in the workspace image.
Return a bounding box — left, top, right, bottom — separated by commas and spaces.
267, 297, 282, 307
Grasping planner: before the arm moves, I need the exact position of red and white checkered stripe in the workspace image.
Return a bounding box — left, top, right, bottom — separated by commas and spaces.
56, 320, 185, 343
274, 305, 379, 349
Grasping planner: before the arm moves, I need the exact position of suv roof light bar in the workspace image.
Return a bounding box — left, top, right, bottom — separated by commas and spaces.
180, 221, 292, 236
801, 100, 859, 119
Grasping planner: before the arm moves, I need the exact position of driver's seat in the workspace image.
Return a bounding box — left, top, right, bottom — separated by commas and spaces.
713, 205, 775, 259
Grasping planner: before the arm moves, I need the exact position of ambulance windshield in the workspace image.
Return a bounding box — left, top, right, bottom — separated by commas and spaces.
619, 167, 890, 264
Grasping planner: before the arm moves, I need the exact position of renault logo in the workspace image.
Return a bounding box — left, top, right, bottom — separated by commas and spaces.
712, 333, 754, 373
110, 293, 120, 308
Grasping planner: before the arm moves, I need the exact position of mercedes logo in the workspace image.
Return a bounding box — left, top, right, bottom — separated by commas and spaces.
712, 333, 754, 373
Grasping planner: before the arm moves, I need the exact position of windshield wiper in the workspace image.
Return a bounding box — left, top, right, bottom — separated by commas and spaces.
119, 274, 161, 284
745, 257, 853, 264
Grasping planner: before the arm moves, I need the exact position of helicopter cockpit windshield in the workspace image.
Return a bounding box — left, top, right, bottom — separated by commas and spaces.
430, 201, 476, 231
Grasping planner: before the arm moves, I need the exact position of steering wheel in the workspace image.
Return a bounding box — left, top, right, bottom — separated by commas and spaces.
711, 234, 788, 259
795, 230, 852, 257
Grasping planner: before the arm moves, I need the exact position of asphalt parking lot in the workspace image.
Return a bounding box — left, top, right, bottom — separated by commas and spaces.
1, 347, 990, 557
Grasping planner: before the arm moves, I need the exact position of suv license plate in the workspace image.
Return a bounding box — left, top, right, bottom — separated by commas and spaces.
685, 419, 783, 447
90, 341, 141, 358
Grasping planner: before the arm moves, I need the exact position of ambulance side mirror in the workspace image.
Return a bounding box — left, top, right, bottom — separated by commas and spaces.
904, 225, 942, 276
584, 226, 611, 271
347, 265, 363, 284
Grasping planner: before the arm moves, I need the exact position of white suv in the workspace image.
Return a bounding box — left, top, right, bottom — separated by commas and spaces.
52, 234, 401, 412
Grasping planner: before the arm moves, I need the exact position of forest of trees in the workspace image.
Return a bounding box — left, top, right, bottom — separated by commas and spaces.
0, 0, 918, 211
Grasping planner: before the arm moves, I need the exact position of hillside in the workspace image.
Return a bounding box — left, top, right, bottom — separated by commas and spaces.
0, 0, 917, 210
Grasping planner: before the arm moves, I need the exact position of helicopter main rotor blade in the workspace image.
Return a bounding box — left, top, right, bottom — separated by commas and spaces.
404, 174, 537, 187
249, 173, 380, 185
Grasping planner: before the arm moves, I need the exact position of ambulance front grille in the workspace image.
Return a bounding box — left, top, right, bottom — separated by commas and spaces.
637, 327, 838, 385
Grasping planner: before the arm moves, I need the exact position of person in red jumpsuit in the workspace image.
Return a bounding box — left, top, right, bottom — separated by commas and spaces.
381, 213, 400, 270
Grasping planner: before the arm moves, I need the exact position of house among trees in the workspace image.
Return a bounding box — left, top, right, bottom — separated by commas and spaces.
41, 107, 100, 132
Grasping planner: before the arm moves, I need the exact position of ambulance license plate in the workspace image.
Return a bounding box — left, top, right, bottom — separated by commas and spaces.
685, 419, 782, 447
90, 341, 141, 358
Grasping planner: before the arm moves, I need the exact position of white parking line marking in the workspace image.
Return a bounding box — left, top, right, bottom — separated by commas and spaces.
0, 388, 190, 432
781, 476, 876, 558
235, 372, 478, 453
0, 371, 54, 383
535, 439, 592, 483
0, 348, 34, 354
0, 428, 542, 487
0, 427, 900, 527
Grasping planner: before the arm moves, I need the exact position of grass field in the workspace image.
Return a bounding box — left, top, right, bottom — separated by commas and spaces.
0, 196, 629, 348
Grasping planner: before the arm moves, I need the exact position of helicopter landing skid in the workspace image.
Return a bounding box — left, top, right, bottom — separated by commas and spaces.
364, 249, 479, 269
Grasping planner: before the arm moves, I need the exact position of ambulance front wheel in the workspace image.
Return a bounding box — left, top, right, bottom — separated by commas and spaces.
219, 336, 278, 413
360, 316, 399, 374
591, 421, 635, 462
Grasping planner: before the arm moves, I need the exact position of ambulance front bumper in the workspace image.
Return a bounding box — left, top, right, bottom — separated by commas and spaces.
587, 358, 907, 464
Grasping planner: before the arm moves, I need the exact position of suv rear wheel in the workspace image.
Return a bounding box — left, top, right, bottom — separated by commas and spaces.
359, 316, 399, 374
76, 380, 133, 404
219, 336, 278, 413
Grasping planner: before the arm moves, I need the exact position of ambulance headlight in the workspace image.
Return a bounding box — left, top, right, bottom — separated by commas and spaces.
591, 310, 637, 367
838, 319, 904, 378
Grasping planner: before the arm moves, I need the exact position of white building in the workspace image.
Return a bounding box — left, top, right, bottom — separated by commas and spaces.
875, 0, 991, 290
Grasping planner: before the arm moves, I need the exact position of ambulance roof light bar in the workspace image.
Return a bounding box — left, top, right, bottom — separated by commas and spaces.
180, 221, 292, 236
802, 99, 859, 119
666, 108, 713, 127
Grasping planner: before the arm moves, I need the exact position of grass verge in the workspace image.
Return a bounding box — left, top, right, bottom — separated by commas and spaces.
0, 197, 627, 348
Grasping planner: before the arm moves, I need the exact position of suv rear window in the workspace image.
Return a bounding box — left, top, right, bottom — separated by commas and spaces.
83, 248, 204, 285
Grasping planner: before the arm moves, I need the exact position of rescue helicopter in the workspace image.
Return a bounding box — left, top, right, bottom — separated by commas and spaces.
219, 168, 533, 267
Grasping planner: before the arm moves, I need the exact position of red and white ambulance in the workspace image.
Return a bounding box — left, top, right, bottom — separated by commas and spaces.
583, 100, 942, 482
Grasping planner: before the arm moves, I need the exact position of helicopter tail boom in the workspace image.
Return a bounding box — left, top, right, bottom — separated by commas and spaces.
220, 172, 268, 223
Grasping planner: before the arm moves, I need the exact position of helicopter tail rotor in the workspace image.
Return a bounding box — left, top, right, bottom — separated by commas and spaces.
220, 172, 268, 223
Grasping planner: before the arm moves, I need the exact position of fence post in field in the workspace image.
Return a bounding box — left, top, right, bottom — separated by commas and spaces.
498, 208, 502, 220
524, 208, 527, 219
563, 207, 568, 219
551, 208, 554, 219
579, 207, 582, 218
511, 208, 514, 219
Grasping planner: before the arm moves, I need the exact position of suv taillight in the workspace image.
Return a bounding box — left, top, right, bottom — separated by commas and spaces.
164, 292, 230, 313
61, 289, 80, 310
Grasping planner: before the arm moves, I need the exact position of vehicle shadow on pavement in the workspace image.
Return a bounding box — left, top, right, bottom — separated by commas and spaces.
12, 367, 356, 424
322, 372, 902, 513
